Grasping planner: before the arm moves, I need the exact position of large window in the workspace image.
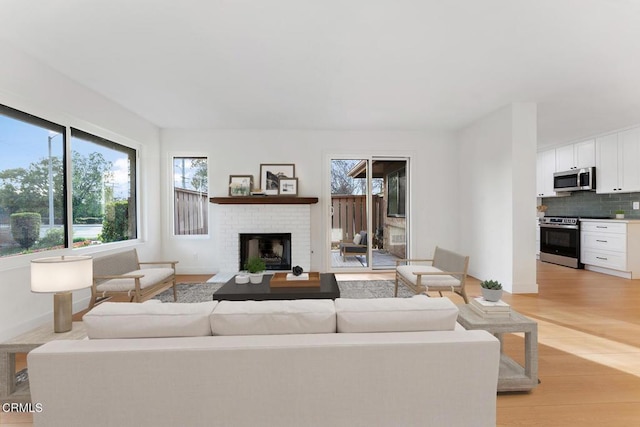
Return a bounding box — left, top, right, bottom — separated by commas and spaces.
71, 128, 137, 244
173, 157, 208, 235
0, 106, 67, 256
0, 104, 138, 258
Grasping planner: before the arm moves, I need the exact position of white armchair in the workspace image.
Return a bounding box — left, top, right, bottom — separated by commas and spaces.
395, 246, 469, 303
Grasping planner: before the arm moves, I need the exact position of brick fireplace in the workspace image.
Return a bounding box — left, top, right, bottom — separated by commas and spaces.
214, 203, 311, 273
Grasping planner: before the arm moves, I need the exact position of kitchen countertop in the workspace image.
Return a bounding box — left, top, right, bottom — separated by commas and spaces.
580, 218, 640, 223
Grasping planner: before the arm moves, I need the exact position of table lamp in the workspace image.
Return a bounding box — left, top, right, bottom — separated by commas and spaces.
31, 255, 93, 333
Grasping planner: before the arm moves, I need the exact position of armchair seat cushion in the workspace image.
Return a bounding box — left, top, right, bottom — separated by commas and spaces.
396, 265, 460, 288
96, 268, 175, 292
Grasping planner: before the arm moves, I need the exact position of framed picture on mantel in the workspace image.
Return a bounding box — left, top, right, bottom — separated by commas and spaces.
228, 175, 252, 196
260, 163, 295, 195
279, 177, 298, 196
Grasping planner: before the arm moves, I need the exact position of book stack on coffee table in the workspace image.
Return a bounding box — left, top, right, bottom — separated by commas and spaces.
469, 296, 511, 318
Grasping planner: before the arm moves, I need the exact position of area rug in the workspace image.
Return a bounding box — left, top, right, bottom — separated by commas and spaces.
154, 280, 414, 302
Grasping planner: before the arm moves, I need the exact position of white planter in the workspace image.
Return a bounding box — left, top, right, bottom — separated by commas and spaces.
616, 214, 625, 219
481, 288, 503, 302
249, 273, 264, 284
235, 274, 249, 284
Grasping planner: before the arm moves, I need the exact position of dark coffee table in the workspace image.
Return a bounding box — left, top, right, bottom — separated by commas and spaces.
213, 273, 340, 301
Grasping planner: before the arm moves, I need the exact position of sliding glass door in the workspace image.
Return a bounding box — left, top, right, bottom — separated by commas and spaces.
328, 156, 409, 271
329, 158, 371, 270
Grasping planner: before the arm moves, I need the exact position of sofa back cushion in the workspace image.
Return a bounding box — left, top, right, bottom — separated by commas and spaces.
211, 299, 336, 336
84, 301, 217, 339
93, 249, 140, 277
335, 295, 459, 333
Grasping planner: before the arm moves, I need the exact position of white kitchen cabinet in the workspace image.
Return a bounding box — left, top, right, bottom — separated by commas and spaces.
596, 128, 640, 194
536, 149, 556, 197
555, 139, 595, 171
596, 133, 618, 193
618, 128, 640, 191
580, 220, 640, 279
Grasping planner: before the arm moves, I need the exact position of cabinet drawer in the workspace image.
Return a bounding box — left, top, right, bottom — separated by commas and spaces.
581, 249, 627, 271
581, 232, 626, 252
580, 222, 626, 234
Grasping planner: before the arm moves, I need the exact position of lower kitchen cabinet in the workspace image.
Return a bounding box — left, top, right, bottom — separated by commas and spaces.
580, 220, 640, 279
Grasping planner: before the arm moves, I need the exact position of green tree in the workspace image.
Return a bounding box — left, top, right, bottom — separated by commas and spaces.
0, 158, 64, 220
190, 158, 208, 193
0, 151, 112, 227
10, 212, 41, 250
72, 151, 113, 220
99, 200, 129, 243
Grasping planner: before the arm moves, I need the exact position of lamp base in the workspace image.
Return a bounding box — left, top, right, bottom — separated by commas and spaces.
53, 292, 73, 333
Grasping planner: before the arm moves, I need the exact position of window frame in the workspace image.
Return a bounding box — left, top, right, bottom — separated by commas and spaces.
70, 127, 138, 244
386, 166, 406, 218
0, 102, 142, 264
0, 104, 69, 253
170, 154, 210, 239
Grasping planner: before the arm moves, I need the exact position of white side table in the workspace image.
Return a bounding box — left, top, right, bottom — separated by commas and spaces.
0, 322, 87, 403
457, 305, 538, 392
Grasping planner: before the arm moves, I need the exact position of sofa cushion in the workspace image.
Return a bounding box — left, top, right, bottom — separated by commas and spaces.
211, 299, 336, 336
84, 301, 217, 339
335, 295, 459, 333
96, 267, 174, 292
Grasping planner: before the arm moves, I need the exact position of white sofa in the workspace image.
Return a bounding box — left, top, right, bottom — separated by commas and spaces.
28, 296, 500, 427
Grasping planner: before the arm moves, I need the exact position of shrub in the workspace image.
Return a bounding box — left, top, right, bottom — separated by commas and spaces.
75, 217, 102, 224
99, 201, 129, 243
35, 227, 64, 249
10, 212, 41, 250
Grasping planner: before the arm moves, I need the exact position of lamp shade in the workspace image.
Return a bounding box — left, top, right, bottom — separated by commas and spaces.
31, 255, 93, 293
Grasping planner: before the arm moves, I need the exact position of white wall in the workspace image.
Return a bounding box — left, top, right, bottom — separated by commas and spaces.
458, 103, 537, 293
0, 44, 161, 340
160, 129, 460, 273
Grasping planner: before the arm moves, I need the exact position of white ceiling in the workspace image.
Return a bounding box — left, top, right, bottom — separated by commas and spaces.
1, 0, 640, 147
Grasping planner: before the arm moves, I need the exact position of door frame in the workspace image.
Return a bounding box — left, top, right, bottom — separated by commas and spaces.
324, 153, 411, 273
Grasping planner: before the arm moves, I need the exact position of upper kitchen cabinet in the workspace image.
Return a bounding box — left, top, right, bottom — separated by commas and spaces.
555, 139, 595, 171
536, 149, 556, 197
596, 128, 640, 194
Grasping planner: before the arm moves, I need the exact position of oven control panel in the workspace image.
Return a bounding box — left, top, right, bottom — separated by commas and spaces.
541, 217, 578, 226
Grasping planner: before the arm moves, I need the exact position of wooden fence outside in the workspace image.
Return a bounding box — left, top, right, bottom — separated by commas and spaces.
331, 194, 382, 242
174, 188, 208, 235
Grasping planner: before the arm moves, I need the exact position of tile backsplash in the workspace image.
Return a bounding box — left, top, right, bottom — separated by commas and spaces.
541, 191, 640, 219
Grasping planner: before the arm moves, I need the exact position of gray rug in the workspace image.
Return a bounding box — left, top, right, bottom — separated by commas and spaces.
154, 280, 415, 302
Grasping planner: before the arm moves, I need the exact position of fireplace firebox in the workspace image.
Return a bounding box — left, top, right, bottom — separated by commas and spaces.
239, 233, 292, 271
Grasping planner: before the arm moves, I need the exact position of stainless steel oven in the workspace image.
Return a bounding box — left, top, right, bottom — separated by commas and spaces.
539, 216, 582, 268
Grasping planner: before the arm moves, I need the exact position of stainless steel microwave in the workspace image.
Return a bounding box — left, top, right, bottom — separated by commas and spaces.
553, 167, 596, 192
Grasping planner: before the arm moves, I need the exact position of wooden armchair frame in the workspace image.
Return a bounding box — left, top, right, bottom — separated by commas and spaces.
394, 246, 469, 303
89, 249, 178, 308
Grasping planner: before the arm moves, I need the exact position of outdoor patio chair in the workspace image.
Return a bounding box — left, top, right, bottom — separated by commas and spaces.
339, 230, 368, 261
395, 246, 469, 303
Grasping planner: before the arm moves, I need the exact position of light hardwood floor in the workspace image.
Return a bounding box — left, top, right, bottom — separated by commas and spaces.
2, 262, 639, 426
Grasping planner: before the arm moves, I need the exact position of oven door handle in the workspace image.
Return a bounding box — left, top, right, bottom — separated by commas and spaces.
540, 224, 578, 230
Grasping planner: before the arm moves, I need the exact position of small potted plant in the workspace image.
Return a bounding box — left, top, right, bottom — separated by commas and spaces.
480, 279, 503, 302
615, 210, 625, 219
244, 256, 266, 284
